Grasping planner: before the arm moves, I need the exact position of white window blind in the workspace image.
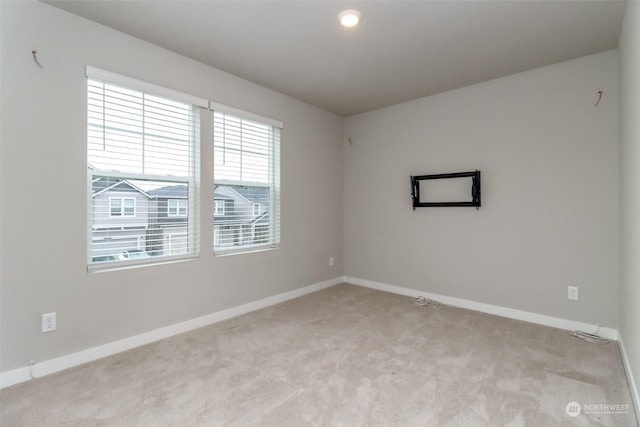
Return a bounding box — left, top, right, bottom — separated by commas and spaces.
87, 71, 200, 269
213, 110, 280, 254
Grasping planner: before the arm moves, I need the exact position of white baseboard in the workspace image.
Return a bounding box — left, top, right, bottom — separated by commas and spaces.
3, 275, 622, 392
345, 276, 619, 341
0, 276, 346, 389
619, 338, 640, 421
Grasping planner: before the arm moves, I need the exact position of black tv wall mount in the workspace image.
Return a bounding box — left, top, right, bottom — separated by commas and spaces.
411, 170, 481, 210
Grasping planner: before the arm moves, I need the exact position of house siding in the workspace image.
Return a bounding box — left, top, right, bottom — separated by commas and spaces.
91, 188, 150, 258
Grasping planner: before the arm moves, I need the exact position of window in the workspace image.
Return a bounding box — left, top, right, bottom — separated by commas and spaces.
109, 198, 136, 217
214, 200, 225, 216
87, 66, 205, 269
213, 109, 281, 254
168, 199, 188, 217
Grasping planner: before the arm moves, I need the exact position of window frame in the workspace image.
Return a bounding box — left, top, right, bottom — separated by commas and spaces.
86, 66, 206, 271
212, 108, 281, 256
85, 67, 284, 266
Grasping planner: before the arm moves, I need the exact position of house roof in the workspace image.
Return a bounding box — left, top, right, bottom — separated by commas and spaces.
92, 180, 270, 209
148, 184, 270, 203
92, 177, 150, 198
230, 185, 270, 204
147, 185, 188, 199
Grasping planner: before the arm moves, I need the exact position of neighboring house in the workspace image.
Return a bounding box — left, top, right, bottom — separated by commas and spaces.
213, 185, 270, 248
91, 178, 270, 260
91, 177, 151, 259
146, 185, 190, 257
91, 177, 187, 259
148, 183, 270, 250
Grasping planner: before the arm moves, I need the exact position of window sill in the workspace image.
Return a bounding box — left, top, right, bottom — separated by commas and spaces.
213, 244, 279, 257
87, 254, 198, 273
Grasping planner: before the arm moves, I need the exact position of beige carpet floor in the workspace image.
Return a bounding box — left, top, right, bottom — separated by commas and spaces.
1, 284, 637, 426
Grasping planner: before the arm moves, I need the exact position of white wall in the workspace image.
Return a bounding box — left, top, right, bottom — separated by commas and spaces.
0, 1, 343, 371
344, 51, 620, 327
619, 0, 640, 408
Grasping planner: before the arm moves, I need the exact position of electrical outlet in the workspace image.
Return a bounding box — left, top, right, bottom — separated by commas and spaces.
42, 312, 56, 332
329, 256, 334, 267
568, 286, 579, 301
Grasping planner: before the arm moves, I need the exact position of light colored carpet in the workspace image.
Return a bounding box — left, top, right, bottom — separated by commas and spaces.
1, 284, 637, 426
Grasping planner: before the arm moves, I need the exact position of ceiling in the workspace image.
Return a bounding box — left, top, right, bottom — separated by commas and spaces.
44, 0, 626, 116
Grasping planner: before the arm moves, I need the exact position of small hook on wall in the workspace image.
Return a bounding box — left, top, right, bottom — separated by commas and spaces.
595, 90, 603, 107
32, 50, 45, 70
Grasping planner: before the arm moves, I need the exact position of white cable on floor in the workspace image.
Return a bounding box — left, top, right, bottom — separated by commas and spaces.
413, 296, 607, 344
413, 296, 445, 308
570, 325, 610, 344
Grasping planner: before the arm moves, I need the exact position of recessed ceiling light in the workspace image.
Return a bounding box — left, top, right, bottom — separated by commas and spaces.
338, 9, 362, 28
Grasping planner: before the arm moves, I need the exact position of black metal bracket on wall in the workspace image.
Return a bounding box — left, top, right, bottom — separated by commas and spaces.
411, 170, 481, 210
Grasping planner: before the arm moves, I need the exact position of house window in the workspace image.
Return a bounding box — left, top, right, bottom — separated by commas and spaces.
109, 198, 136, 217
213, 227, 221, 246
214, 200, 225, 216
87, 67, 204, 270
168, 199, 187, 216
213, 109, 281, 254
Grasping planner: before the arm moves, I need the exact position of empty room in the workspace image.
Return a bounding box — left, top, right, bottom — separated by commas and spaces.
1, 0, 639, 425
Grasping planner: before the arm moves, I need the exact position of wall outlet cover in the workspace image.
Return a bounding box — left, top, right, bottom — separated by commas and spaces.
568, 286, 579, 301
42, 312, 56, 332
